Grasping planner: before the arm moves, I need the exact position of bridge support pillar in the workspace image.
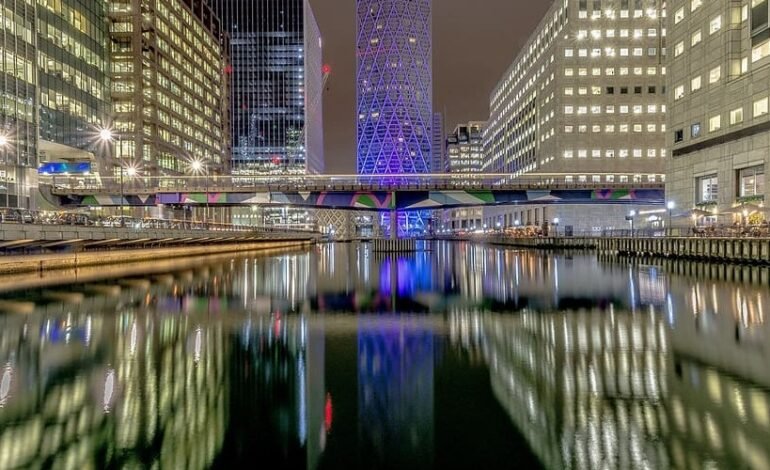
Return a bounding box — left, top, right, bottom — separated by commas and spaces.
389, 209, 397, 240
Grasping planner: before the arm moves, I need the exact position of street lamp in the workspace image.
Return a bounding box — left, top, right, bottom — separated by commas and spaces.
666, 201, 675, 235
0, 135, 8, 210
628, 210, 637, 234
553, 217, 560, 236
190, 158, 208, 226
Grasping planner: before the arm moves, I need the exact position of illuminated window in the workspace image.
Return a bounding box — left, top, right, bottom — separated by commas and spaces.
674, 85, 685, 100
674, 41, 684, 57
709, 66, 721, 83
708, 115, 721, 132
710, 15, 722, 34
754, 97, 769, 117
691, 0, 702, 12
691, 75, 702, 91
730, 107, 744, 125
691, 29, 702, 46
674, 7, 684, 24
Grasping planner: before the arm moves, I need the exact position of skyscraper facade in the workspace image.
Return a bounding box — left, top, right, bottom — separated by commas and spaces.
480, 0, 667, 233
667, 0, 768, 224
1, 0, 111, 209
356, 0, 432, 175
447, 121, 485, 174
108, 0, 230, 176
214, 0, 324, 176
431, 112, 444, 173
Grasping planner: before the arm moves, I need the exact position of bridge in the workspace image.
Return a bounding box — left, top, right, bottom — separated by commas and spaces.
48, 173, 665, 210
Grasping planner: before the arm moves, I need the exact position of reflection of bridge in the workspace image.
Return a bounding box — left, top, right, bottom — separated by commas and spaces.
48, 173, 665, 210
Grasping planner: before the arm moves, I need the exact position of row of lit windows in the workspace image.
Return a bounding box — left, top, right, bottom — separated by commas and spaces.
38, 52, 105, 100
565, 86, 660, 96
673, 3, 747, 27
674, 97, 770, 143
563, 148, 666, 158
39, 21, 106, 71
564, 104, 667, 115
564, 65, 665, 76
577, 8, 660, 20
40, 88, 100, 124
574, 28, 662, 40
156, 0, 220, 64
1, 7, 33, 44
565, 47, 660, 58
0, 48, 34, 85
673, 66, 722, 99
0, 92, 35, 124
38, 0, 106, 42
564, 123, 665, 133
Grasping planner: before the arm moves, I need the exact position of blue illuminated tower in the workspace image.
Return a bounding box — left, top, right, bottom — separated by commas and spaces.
356, 0, 433, 175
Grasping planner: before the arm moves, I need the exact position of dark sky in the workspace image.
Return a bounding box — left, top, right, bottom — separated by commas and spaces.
309, 0, 552, 173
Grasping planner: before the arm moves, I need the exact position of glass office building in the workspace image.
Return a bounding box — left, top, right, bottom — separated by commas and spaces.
0, 0, 111, 209
37, 0, 110, 154
0, 0, 37, 208
213, 0, 324, 176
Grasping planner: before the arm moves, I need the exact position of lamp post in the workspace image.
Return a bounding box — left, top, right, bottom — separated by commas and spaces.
553, 217, 560, 237
190, 159, 208, 226
628, 210, 637, 235
666, 201, 675, 235
0, 135, 8, 211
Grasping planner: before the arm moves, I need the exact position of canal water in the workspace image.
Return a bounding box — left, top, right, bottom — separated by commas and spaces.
0, 242, 769, 469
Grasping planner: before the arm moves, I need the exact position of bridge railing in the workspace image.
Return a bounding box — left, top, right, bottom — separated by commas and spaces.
47, 173, 666, 194
0, 212, 322, 237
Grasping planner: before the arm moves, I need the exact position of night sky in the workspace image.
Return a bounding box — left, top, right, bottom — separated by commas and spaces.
309, 0, 552, 173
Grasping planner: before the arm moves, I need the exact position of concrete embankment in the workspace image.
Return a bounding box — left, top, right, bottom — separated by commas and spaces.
0, 240, 314, 275
467, 236, 770, 264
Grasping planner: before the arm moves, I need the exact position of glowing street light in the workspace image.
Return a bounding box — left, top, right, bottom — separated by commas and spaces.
98, 128, 113, 142
666, 201, 675, 234
0, 135, 9, 209
189, 158, 209, 225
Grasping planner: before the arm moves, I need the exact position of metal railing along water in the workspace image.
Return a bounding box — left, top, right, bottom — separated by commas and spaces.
0, 211, 321, 236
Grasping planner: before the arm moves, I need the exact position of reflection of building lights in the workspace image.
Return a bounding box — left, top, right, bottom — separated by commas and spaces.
0, 363, 13, 407
129, 321, 138, 357
103, 368, 115, 413
193, 327, 203, 363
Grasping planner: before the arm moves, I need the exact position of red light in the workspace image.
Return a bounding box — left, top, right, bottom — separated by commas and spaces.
224, 65, 233, 74
324, 393, 333, 432
271, 155, 281, 165
322, 64, 332, 74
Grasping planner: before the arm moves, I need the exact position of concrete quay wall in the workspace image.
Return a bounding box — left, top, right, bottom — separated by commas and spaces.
0, 240, 314, 275
476, 236, 770, 264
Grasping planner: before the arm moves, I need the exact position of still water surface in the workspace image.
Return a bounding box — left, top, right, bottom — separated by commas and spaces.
0, 242, 769, 469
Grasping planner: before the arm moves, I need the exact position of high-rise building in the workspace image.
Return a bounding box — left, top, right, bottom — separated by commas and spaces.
108, 0, 230, 177
0, 4, 39, 210
431, 112, 445, 173
0, 0, 111, 209
667, 0, 768, 223
214, 0, 324, 176
356, 0, 432, 175
441, 121, 485, 231
447, 121, 485, 174
37, 0, 111, 169
481, 0, 667, 232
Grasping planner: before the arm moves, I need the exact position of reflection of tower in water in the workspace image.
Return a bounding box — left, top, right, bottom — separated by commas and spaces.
214, 314, 326, 469
357, 317, 435, 468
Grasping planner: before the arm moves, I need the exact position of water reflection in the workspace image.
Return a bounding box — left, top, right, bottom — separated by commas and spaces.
0, 243, 769, 468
